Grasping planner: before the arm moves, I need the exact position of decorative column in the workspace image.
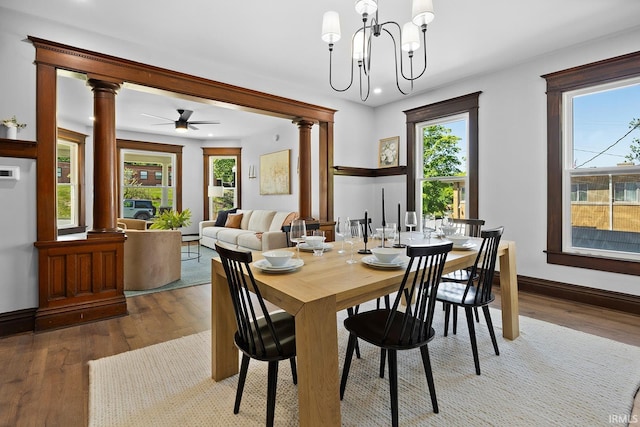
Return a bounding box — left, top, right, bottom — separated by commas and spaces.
87, 78, 122, 237
295, 119, 314, 220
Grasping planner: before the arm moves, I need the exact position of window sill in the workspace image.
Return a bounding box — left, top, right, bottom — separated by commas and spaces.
546, 250, 640, 276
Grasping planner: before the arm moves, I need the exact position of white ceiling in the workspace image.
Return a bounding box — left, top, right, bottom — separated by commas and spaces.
5, 0, 640, 140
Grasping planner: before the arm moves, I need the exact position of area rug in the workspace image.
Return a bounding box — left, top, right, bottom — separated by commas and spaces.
124, 245, 217, 298
88, 306, 640, 426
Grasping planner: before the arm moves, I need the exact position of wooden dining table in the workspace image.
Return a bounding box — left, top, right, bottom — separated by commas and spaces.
210, 236, 519, 426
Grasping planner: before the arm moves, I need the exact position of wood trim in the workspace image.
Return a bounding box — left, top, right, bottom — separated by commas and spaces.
404, 92, 481, 217
0, 139, 38, 158
542, 50, 640, 275
0, 308, 36, 337
333, 166, 407, 177
495, 272, 640, 315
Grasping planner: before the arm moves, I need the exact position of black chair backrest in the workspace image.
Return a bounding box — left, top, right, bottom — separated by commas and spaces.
281, 222, 321, 247
383, 242, 453, 346
215, 243, 287, 358
352, 217, 373, 234
450, 218, 485, 237
465, 226, 503, 304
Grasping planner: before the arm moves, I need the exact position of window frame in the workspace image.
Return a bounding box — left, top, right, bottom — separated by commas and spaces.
542, 50, 640, 276
405, 92, 480, 218
56, 128, 86, 236
202, 147, 242, 221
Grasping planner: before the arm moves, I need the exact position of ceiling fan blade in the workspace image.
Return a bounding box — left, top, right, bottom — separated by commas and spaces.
141, 113, 174, 122
177, 109, 193, 122
188, 120, 221, 125
188, 124, 200, 131
150, 123, 173, 126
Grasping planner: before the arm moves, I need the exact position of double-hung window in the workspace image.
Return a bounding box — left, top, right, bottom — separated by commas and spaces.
543, 52, 640, 275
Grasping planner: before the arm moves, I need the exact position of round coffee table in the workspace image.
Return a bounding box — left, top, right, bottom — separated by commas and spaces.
181, 233, 201, 261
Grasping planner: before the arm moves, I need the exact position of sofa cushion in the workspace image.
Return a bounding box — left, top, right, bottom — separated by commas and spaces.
237, 232, 263, 251
225, 213, 243, 229
216, 228, 255, 245
201, 226, 225, 239
237, 209, 253, 230
214, 208, 237, 227
248, 210, 277, 232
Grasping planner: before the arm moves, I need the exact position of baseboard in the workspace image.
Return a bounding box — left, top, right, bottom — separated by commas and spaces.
0, 308, 36, 337
495, 272, 640, 315
35, 297, 128, 331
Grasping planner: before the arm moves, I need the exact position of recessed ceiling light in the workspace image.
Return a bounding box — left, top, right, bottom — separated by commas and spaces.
373, 88, 382, 94
207, 133, 213, 137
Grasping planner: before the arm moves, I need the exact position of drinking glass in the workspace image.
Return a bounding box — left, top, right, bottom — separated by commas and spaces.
386, 222, 397, 246
405, 211, 417, 240
290, 219, 306, 259
335, 216, 346, 254
312, 230, 325, 257
344, 219, 361, 264
423, 213, 435, 239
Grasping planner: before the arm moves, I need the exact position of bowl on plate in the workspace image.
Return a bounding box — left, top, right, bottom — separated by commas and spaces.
262, 250, 294, 267
370, 247, 401, 264
441, 225, 457, 236
304, 235, 326, 249
447, 234, 470, 246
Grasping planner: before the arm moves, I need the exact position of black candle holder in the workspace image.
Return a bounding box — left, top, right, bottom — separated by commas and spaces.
393, 222, 407, 248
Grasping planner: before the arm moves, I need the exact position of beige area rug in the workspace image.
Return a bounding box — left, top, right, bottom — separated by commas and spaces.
89, 306, 640, 427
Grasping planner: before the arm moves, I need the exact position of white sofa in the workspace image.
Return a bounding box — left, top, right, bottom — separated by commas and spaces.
199, 209, 295, 251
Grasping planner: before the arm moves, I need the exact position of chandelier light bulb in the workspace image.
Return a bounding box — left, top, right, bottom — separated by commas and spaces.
412, 0, 435, 26
354, 0, 378, 16
401, 22, 420, 52
321, 11, 341, 44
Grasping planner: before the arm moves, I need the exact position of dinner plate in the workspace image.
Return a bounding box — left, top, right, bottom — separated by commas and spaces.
298, 242, 334, 252
253, 258, 304, 273
453, 242, 477, 250
362, 255, 407, 269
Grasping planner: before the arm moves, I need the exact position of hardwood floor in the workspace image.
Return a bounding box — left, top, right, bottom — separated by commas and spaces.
0, 283, 638, 426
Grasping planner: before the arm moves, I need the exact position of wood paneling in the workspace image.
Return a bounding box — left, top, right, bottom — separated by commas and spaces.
0, 138, 37, 158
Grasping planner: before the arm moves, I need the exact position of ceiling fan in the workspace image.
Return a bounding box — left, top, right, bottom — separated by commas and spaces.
141, 109, 220, 133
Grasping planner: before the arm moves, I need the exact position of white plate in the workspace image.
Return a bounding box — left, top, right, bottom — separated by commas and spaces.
452, 242, 477, 250
253, 258, 304, 272
298, 242, 334, 252
362, 255, 407, 269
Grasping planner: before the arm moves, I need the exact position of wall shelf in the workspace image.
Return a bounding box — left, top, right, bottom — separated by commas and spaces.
333, 165, 406, 177
0, 139, 38, 159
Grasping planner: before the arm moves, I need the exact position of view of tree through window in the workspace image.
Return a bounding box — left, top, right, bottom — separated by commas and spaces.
418, 117, 467, 218
565, 79, 640, 258
210, 157, 237, 218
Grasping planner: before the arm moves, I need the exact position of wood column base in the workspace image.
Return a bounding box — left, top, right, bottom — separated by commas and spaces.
35, 297, 127, 331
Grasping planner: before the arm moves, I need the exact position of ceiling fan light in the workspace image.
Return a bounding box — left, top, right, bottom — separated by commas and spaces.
412, 0, 435, 26
354, 0, 377, 16
322, 11, 341, 44
401, 22, 420, 52
175, 122, 188, 133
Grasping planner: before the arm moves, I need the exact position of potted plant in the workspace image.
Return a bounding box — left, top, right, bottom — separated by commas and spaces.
2, 116, 27, 140
150, 208, 192, 230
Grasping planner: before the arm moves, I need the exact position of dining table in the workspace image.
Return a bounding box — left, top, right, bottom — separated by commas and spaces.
210, 234, 519, 426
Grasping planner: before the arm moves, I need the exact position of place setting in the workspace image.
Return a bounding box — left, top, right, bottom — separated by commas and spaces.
362, 247, 408, 270
252, 250, 304, 273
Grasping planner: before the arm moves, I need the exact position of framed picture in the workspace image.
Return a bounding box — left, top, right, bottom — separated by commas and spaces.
260, 149, 291, 195
378, 136, 399, 168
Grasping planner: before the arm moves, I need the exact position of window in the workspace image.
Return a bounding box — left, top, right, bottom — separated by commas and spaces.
117, 139, 183, 217
56, 128, 86, 235
203, 147, 242, 220
543, 51, 640, 275
405, 92, 480, 219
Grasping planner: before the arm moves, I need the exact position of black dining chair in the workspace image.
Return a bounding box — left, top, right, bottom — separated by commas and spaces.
436, 226, 503, 375
281, 221, 320, 247
441, 218, 485, 328
340, 242, 453, 427
215, 243, 298, 427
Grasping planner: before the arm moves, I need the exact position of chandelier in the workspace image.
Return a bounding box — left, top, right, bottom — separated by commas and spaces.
321, 0, 435, 101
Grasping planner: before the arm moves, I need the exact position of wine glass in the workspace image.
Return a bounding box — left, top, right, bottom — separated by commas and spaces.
405, 211, 417, 240
344, 219, 361, 264
335, 216, 346, 254
290, 219, 306, 259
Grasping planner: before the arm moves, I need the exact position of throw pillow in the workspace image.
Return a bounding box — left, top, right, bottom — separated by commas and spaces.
225, 213, 243, 229
214, 208, 237, 227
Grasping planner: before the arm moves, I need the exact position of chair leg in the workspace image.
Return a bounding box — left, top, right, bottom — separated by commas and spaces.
346, 307, 362, 359
340, 333, 357, 400
388, 349, 399, 427
452, 306, 458, 335
234, 354, 250, 414
465, 306, 481, 375
379, 348, 387, 378
474, 306, 480, 322
266, 361, 279, 427
289, 357, 298, 385
482, 305, 500, 356
419, 345, 439, 414
443, 303, 451, 337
